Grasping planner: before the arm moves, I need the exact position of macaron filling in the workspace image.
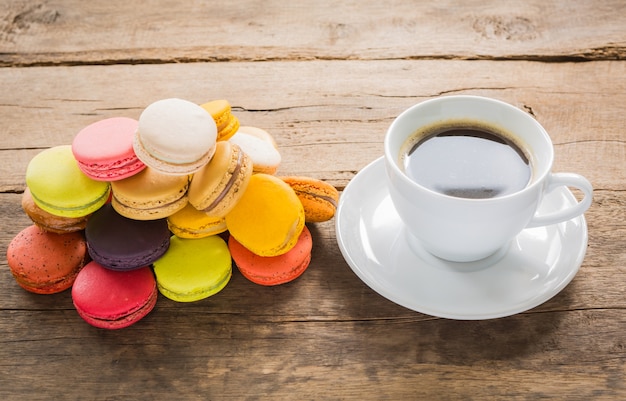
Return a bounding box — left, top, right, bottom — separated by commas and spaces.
135, 132, 216, 166
156, 270, 231, 302
88, 237, 170, 271
240, 253, 311, 285
168, 221, 226, 237
75, 288, 157, 330
30, 185, 111, 215
273, 217, 304, 255
112, 188, 188, 212
201, 147, 243, 213
293, 189, 339, 208
13, 269, 80, 293
168, 216, 227, 238
78, 156, 146, 177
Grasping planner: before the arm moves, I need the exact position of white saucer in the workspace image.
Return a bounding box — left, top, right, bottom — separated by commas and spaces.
336, 157, 588, 320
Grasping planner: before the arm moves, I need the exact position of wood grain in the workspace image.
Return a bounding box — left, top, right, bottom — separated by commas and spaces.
1, 1, 625, 400
1, 60, 625, 192
0, 0, 625, 66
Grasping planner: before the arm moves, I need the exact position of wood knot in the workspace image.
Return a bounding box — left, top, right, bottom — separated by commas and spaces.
327, 22, 356, 46
1, 2, 60, 43
471, 16, 538, 41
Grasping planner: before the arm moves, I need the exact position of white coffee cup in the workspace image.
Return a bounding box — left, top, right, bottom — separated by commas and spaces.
384, 95, 593, 262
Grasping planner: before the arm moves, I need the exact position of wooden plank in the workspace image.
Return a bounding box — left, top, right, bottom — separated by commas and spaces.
1, 0, 625, 66
1, 59, 625, 192
0, 306, 624, 399
1, 1, 625, 397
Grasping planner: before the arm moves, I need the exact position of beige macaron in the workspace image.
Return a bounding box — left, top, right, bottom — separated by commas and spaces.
229, 126, 281, 174
188, 141, 253, 218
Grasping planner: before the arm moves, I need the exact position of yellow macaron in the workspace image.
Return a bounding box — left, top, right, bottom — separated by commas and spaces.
225, 173, 305, 257
167, 203, 227, 239
201, 99, 240, 141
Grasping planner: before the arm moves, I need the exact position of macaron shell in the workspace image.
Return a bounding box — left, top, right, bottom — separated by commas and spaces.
71, 117, 145, 181
134, 98, 217, 175
201, 100, 230, 128
71, 261, 157, 329
218, 115, 240, 142
188, 141, 253, 218
6, 225, 88, 294
26, 145, 111, 218
281, 176, 339, 222
237, 126, 278, 149
229, 131, 281, 175
225, 173, 305, 257
111, 166, 189, 220
201, 99, 240, 141
85, 204, 170, 271
153, 235, 232, 302
167, 203, 227, 239
230, 225, 312, 286
22, 188, 89, 234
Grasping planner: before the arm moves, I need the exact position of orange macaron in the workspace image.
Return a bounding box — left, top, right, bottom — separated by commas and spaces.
229, 225, 313, 286
281, 176, 339, 222
6, 225, 88, 294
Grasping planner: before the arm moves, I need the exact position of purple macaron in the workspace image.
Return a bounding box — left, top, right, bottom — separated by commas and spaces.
85, 204, 170, 271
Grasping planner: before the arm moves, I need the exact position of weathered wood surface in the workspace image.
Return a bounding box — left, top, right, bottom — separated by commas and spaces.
1, 0, 625, 65
1, 1, 625, 400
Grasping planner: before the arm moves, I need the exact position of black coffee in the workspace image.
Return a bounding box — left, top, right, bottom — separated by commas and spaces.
401, 123, 531, 199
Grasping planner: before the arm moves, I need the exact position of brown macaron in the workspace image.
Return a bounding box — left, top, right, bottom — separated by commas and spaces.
22, 188, 90, 233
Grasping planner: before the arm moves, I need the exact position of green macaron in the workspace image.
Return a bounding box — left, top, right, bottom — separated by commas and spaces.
153, 235, 232, 302
26, 145, 110, 218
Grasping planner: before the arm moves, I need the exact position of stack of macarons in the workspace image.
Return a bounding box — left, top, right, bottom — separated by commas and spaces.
6, 97, 339, 330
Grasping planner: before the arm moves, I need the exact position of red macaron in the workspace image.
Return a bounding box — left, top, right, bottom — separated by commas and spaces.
229, 225, 313, 286
71, 261, 158, 329
6, 225, 88, 294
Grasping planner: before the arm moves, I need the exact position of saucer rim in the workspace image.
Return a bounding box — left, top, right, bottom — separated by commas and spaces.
335, 156, 588, 320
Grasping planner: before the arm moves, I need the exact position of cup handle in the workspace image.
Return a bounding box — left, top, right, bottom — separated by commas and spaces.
526, 173, 593, 228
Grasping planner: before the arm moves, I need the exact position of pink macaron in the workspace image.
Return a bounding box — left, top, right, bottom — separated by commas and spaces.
71, 261, 158, 329
72, 117, 146, 181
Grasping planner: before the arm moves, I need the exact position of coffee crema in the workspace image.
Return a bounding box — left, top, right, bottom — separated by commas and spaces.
400, 120, 532, 199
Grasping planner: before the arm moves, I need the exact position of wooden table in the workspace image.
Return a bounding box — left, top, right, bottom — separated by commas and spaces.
1, 1, 625, 399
